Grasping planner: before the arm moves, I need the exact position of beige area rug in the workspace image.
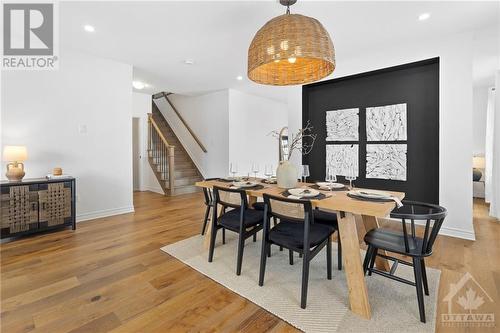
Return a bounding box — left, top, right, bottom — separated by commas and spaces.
161, 233, 440, 333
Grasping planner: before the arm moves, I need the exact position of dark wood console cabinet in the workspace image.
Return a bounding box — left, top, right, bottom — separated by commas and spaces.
0, 177, 76, 239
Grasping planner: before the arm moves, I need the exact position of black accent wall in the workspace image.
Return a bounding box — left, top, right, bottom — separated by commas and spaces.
302, 58, 439, 204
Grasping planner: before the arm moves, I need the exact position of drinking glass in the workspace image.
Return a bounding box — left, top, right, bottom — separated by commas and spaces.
302, 165, 310, 183
345, 165, 357, 189
230, 163, 238, 179
252, 163, 260, 180
264, 164, 273, 182
325, 166, 337, 191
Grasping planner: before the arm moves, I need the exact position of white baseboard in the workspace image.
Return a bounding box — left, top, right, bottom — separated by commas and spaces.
438, 226, 476, 241
141, 186, 165, 195
76, 206, 135, 223
383, 217, 476, 241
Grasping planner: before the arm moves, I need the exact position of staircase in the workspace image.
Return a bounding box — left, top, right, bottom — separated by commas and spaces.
147, 100, 203, 196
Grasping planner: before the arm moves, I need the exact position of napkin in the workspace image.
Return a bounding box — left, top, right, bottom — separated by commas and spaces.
391, 196, 404, 208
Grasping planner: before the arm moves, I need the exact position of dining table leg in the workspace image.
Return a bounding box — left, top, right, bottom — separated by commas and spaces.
361, 215, 391, 272
247, 194, 257, 208
337, 211, 372, 319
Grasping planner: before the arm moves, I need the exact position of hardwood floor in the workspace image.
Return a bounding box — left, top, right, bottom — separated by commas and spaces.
1, 192, 499, 332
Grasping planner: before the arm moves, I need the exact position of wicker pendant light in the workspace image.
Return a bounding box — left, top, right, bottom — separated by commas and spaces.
248, 0, 335, 86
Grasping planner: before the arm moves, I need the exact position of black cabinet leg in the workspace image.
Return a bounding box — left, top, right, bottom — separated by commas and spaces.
289, 250, 294, 265
222, 228, 226, 244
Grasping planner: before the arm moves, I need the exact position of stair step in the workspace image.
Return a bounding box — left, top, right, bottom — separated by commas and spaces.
174, 176, 203, 187
171, 185, 201, 195
150, 105, 203, 196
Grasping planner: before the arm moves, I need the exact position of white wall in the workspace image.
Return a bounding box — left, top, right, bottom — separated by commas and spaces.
288, 31, 476, 240
228, 89, 288, 177
155, 90, 229, 178
473, 87, 489, 156
153, 89, 288, 179
1, 48, 134, 221
132, 92, 164, 194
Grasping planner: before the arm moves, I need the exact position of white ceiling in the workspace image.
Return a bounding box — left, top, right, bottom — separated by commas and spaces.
60, 1, 499, 101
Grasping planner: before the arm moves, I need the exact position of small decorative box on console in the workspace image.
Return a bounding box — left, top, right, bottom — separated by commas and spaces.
0, 177, 76, 239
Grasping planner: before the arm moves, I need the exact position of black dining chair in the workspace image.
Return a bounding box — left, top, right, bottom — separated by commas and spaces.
208, 186, 264, 275
201, 179, 225, 243
312, 209, 342, 269
362, 200, 447, 323
258, 194, 336, 309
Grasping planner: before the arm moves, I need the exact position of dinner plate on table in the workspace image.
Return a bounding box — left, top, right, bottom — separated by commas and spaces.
232, 181, 259, 188
288, 188, 320, 198
316, 182, 345, 189
351, 190, 392, 199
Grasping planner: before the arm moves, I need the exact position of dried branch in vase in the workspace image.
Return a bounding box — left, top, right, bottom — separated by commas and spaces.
269, 122, 317, 160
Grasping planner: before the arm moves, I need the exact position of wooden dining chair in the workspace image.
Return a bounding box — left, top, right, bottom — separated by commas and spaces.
208, 186, 264, 275
258, 194, 336, 309
362, 200, 447, 323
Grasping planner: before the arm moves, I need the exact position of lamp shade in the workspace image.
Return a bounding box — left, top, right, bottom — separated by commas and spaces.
473, 156, 485, 169
3, 146, 28, 162
248, 13, 335, 86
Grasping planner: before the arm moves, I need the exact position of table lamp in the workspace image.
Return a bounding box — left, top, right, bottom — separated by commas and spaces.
3, 146, 28, 181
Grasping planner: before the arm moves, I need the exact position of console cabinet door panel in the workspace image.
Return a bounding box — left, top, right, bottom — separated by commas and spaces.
38, 182, 72, 228
0, 184, 39, 236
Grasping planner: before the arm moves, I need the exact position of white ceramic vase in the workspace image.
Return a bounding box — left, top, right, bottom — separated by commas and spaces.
276, 160, 298, 189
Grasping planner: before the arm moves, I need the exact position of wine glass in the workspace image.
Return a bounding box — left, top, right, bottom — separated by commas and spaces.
302, 165, 310, 183
252, 163, 260, 180
264, 164, 273, 182
230, 163, 238, 179
325, 166, 337, 191
345, 164, 356, 189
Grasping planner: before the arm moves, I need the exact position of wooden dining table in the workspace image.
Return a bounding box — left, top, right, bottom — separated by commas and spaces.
195, 179, 405, 320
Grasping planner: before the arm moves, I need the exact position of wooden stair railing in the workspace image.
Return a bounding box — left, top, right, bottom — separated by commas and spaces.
148, 113, 175, 195
152, 92, 208, 153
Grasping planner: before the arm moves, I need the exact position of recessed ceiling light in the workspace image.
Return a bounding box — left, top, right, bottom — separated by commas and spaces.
184, 59, 195, 65
83, 25, 95, 32
418, 13, 430, 21
132, 81, 147, 90
236, 75, 243, 81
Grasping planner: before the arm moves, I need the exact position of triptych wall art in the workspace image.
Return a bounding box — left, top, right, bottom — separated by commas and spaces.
302, 58, 439, 203
325, 103, 408, 181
